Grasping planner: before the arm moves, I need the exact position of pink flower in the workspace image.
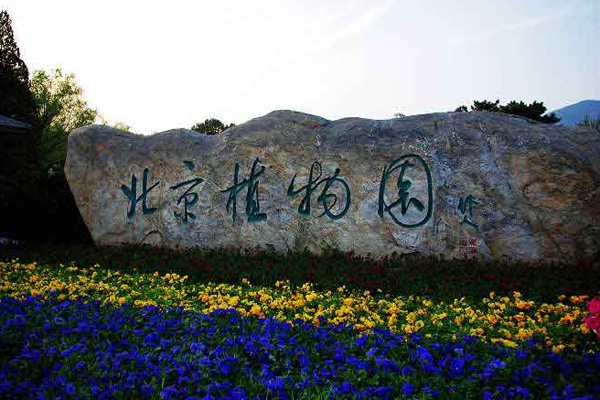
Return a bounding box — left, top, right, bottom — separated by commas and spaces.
588, 297, 600, 315
584, 316, 600, 331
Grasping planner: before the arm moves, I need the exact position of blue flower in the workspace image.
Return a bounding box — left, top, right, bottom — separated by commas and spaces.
516, 349, 528, 360
449, 357, 465, 378
515, 386, 530, 398
423, 385, 438, 397
481, 359, 506, 379
220, 358, 236, 376
416, 346, 433, 365
64, 383, 75, 395
160, 385, 178, 399
366, 347, 378, 358
374, 385, 394, 399
402, 383, 415, 397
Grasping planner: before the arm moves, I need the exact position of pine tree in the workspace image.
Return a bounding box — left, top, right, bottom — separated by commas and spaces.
0, 10, 37, 124
191, 118, 235, 135
499, 101, 560, 124
455, 99, 561, 124
0, 10, 41, 239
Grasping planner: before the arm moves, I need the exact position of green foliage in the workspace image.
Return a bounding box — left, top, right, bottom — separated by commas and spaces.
191, 118, 235, 135
30, 68, 98, 172
577, 115, 600, 132
456, 99, 560, 124
393, 113, 406, 119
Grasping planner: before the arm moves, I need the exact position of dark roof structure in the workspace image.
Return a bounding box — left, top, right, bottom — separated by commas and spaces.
0, 114, 32, 134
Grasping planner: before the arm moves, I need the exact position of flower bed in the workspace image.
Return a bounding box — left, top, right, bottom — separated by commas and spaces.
2, 244, 599, 302
0, 261, 598, 352
1, 259, 600, 398
1, 297, 599, 399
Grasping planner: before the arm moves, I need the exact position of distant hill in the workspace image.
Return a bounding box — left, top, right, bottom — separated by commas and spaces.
552, 100, 600, 127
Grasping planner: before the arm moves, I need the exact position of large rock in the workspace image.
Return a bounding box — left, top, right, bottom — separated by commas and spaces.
64, 111, 600, 261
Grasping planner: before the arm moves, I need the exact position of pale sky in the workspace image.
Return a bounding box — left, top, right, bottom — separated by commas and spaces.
2, 0, 599, 134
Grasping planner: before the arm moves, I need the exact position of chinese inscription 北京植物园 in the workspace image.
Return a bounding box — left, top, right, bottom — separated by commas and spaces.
118, 154, 476, 232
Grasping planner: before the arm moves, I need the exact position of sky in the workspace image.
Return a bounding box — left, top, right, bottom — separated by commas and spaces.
2, 0, 599, 134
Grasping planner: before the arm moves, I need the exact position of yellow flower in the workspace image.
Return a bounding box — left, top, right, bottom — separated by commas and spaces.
250, 304, 262, 317
470, 328, 485, 336
552, 344, 566, 354
491, 338, 517, 348
306, 292, 318, 302
153, 271, 159, 277
569, 295, 588, 304
516, 300, 534, 310
516, 329, 533, 341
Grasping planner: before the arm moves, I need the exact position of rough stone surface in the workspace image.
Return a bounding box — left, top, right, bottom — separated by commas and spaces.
64, 110, 600, 261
